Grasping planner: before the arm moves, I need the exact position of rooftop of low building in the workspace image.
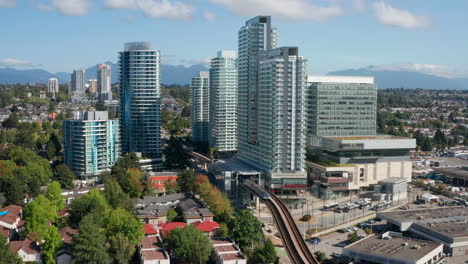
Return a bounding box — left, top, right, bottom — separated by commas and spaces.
344, 233, 441, 263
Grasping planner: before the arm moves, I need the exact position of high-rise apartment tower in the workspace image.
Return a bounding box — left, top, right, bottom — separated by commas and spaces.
119, 42, 161, 160
209, 50, 238, 152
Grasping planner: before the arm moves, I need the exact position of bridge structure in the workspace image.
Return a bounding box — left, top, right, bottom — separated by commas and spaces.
185, 150, 211, 170
242, 181, 320, 264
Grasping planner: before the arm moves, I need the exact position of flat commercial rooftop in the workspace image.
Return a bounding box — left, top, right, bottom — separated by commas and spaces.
433, 167, 468, 180
344, 234, 441, 263
328, 135, 407, 140
378, 207, 468, 238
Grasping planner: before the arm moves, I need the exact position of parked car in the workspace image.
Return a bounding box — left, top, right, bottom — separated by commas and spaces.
338, 228, 350, 233
307, 237, 321, 244
331, 252, 341, 258
335, 241, 349, 247
348, 226, 358, 231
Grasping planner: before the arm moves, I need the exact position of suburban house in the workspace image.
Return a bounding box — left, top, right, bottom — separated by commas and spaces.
139, 235, 170, 264
55, 226, 78, 264
10, 239, 42, 263
192, 221, 220, 237
210, 237, 246, 264
0, 205, 23, 240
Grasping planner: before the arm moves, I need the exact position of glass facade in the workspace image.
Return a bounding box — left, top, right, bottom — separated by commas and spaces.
191, 71, 210, 142
238, 16, 278, 166
63, 111, 120, 179
119, 42, 161, 159
209, 51, 238, 152
308, 82, 377, 136
257, 47, 307, 173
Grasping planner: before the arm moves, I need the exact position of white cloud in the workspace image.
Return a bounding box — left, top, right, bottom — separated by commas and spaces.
137, 0, 193, 20
208, 0, 343, 21
104, 0, 193, 20
0, 0, 16, 8
351, 0, 365, 12
203, 11, 216, 22
104, 0, 136, 9
370, 63, 464, 78
51, 0, 89, 16
373, 2, 432, 29
0, 58, 42, 68
36, 4, 54, 11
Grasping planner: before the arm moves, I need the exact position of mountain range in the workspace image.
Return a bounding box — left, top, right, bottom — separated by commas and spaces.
328, 67, 468, 90
0, 62, 208, 86
0, 64, 467, 89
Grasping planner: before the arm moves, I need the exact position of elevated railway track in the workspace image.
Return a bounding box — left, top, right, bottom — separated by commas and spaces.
243, 181, 319, 264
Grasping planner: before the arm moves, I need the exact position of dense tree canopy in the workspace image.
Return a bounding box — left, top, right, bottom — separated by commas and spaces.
163, 136, 190, 169
24, 194, 58, 240
105, 208, 144, 245
166, 225, 211, 264
249, 239, 278, 264
228, 210, 263, 250
69, 188, 110, 227
177, 169, 197, 193
73, 214, 110, 264
52, 164, 75, 190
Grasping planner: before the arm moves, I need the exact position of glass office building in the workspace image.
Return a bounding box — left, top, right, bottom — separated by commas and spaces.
191, 71, 210, 143
209, 50, 238, 152
307, 75, 377, 137
119, 42, 161, 160
63, 111, 120, 179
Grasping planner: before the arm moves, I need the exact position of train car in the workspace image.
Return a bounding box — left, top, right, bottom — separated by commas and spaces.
243, 180, 270, 200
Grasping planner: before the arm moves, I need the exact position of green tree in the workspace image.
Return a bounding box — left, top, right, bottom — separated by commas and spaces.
69, 188, 110, 227
45, 181, 65, 211
49, 132, 62, 157
164, 180, 179, 194
163, 136, 190, 169
177, 169, 197, 193
43, 225, 62, 264
115, 168, 144, 198
24, 195, 58, 239
95, 101, 107, 111
110, 233, 136, 264
111, 153, 140, 176
347, 231, 359, 243
73, 214, 110, 264
166, 225, 211, 264
228, 210, 263, 250
421, 136, 433, 152
52, 164, 75, 189
364, 227, 372, 236
2, 113, 19, 129
14, 123, 36, 149
103, 178, 134, 212
217, 222, 230, 237
433, 129, 448, 150
166, 210, 178, 222
0, 232, 22, 264
314, 251, 327, 262
105, 208, 144, 245
8, 146, 52, 184
250, 239, 278, 264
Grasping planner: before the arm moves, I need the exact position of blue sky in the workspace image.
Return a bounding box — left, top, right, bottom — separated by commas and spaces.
0, 0, 467, 78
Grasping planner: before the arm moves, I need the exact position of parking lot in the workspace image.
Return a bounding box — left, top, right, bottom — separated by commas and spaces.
305, 218, 387, 260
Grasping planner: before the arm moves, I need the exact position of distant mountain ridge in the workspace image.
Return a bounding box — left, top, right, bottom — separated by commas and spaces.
328, 67, 468, 90
0, 62, 208, 85
1, 64, 467, 89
